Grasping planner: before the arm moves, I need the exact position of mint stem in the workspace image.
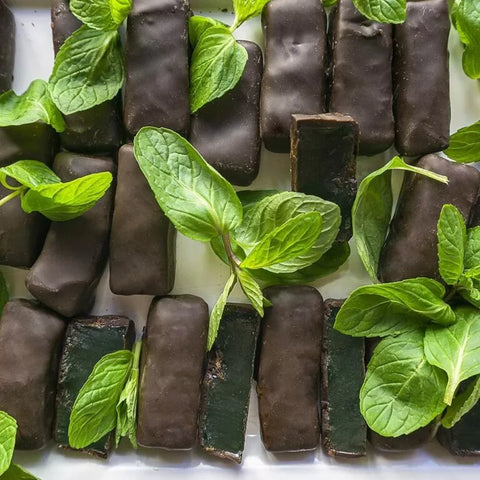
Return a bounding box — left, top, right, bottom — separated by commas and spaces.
222, 232, 241, 270
0, 188, 23, 207
229, 16, 241, 32
131, 339, 142, 370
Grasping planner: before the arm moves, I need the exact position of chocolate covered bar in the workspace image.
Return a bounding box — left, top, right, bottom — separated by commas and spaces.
0, 299, 66, 450
51, 0, 123, 154
109, 144, 175, 295
137, 295, 208, 449
0, 0, 15, 93
124, 0, 190, 138
257, 286, 323, 452
378, 154, 480, 282
55, 316, 135, 457
260, 0, 327, 153
199, 304, 260, 463
26, 152, 115, 317
0, 124, 58, 268
189, 41, 262, 186
291, 113, 358, 242
321, 299, 366, 457
329, 0, 394, 155
393, 0, 450, 157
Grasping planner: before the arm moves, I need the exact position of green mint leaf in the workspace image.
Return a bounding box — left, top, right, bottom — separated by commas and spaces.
232, 0, 271, 30
68, 350, 133, 449
459, 283, 480, 309
442, 376, 480, 428
0, 273, 8, 318
190, 25, 248, 113
353, 156, 449, 282
463, 265, 480, 280
456, 0, 480, 79
0, 411, 17, 476
334, 278, 455, 337
352, 0, 406, 23
189, 16, 223, 47
237, 268, 265, 316
424, 305, 480, 405
437, 204, 466, 285
465, 226, 480, 269
134, 127, 242, 242
237, 189, 279, 213
0, 463, 39, 480
49, 26, 124, 115
449, 0, 462, 30
323, 0, 338, 5
0, 80, 65, 133
0, 160, 60, 190
70, 0, 132, 31
21, 172, 113, 222
445, 121, 480, 163
240, 212, 323, 270
360, 330, 447, 437
208, 273, 236, 350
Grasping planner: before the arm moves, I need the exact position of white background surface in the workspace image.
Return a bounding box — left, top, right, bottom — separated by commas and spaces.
4, 0, 480, 478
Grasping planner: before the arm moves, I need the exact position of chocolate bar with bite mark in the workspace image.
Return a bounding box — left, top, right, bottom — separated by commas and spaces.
189, 40, 263, 186
260, 0, 327, 153
393, 0, 450, 157
25, 152, 115, 317
137, 295, 208, 449
0, 0, 15, 93
0, 299, 66, 450
123, 0, 190, 138
329, 0, 394, 155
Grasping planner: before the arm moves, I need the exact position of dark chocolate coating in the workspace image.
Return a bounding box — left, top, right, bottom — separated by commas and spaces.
124, 0, 190, 138
0, 299, 66, 450
51, 0, 124, 154
291, 113, 358, 242
26, 153, 115, 317
0, 0, 15, 93
109, 144, 176, 295
260, 0, 327, 153
199, 304, 260, 463
257, 286, 323, 452
189, 41, 262, 186
329, 0, 394, 155
379, 155, 480, 282
393, 0, 450, 156
55, 316, 135, 457
321, 299, 366, 457
0, 124, 58, 268
137, 295, 208, 449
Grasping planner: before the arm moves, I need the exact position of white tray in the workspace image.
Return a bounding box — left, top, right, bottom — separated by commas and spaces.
4, 1, 480, 478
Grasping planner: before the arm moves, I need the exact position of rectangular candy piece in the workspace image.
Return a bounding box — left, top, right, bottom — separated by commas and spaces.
378, 154, 480, 282
51, 0, 124, 154
0, 123, 58, 268
189, 41, 262, 186
123, 0, 190, 138
0, 299, 66, 450
109, 144, 176, 295
321, 299, 366, 457
0, 0, 15, 93
137, 295, 208, 449
257, 286, 323, 452
260, 0, 327, 153
55, 316, 135, 457
199, 304, 260, 463
329, 0, 394, 156
393, 0, 450, 157
291, 113, 358, 242
25, 152, 115, 317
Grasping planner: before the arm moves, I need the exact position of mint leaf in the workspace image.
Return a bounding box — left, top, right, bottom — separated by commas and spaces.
353, 156, 449, 282
459, 283, 480, 309
353, 0, 406, 23
241, 212, 323, 271
21, 172, 113, 222
232, 0, 271, 30
237, 268, 265, 317
237, 189, 279, 212
437, 204, 466, 285
70, 0, 132, 31
465, 226, 480, 269
134, 127, 242, 242
189, 16, 223, 47
49, 26, 124, 115
68, 350, 133, 449
456, 0, 480, 79
0, 161, 60, 190
0, 463, 39, 480
0, 80, 65, 133
323, 0, 338, 5
190, 25, 248, 113
424, 305, 480, 405
445, 121, 480, 163
208, 273, 236, 350
442, 376, 480, 428
360, 330, 447, 437
449, 0, 462, 30
0, 411, 16, 476
334, 278, 455, 337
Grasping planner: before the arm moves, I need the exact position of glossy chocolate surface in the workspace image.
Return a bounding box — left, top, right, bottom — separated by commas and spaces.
0, 0, 15, 93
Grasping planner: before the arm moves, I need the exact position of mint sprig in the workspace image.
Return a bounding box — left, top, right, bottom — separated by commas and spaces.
70, 0, 131, 31
445, 121, 480, 163
352, 0, 406, 23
